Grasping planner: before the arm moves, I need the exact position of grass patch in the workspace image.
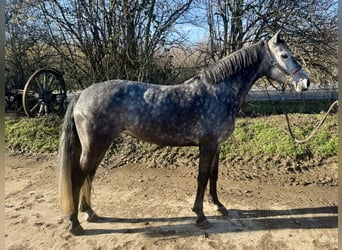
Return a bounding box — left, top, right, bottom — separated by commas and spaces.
5, 115, 62, 153
220, 114, 337, 160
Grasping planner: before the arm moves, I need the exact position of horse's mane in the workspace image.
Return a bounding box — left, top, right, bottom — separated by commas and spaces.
200, 41, 265, 84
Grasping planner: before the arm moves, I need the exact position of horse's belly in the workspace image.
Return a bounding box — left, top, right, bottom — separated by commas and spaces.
122, 127, 200, 147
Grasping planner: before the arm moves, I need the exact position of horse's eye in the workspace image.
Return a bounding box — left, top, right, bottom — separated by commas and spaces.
281, 54, 288, 59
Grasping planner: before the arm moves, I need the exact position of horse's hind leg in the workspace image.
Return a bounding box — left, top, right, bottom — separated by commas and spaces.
79, 169, 99, 222
67, 165, 98, 235
68, 167, 87, 235
78, 140, 112, 223
66, 164, 100, 235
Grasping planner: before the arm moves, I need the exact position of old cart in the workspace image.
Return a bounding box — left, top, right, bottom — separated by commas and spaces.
5, 68, 67, 117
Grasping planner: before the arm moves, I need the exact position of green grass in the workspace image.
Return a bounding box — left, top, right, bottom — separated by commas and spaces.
221, 114, 337, 160
5, 115, 62, 153
5, 114, 337, 162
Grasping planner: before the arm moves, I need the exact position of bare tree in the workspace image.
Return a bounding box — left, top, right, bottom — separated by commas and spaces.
37, 0, 193, 88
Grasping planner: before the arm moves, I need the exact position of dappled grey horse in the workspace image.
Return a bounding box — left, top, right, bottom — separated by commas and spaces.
58, 31, 310, 235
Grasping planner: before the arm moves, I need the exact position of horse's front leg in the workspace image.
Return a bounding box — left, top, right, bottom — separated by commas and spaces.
192, 144, 218, 229
208, 150, 228, 216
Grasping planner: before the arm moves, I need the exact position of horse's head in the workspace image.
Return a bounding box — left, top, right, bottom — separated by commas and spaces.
265, 31, 310, 92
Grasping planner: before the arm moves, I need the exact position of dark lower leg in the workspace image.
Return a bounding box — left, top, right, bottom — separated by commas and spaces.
192, 175, 210, 228
79, 170, 99, 222
209, 183, 228, 216
208, 152, 228, 216
67, 196, 84, 235
67, 212, 84, 236
68, 170, 85, 235
192, 145, 218, 229
79, 195, 99, 222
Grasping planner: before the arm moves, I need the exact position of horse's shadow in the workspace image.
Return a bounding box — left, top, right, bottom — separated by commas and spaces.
82, 206, 337, 237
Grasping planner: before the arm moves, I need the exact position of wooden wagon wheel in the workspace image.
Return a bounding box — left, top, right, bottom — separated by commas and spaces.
22, 68, 67, 117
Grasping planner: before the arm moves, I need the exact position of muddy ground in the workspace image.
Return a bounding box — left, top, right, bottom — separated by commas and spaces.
5, 150, 337, 249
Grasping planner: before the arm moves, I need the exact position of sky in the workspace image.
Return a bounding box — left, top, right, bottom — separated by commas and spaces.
171, 23, 208, 45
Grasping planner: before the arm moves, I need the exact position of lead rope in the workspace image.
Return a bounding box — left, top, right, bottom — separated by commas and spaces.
284, 99, 338, 144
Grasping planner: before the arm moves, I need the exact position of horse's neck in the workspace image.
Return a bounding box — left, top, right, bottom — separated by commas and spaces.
220, 63, 264, 106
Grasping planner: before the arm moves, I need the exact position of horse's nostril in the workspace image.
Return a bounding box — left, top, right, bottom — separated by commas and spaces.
301, 79, 310, 90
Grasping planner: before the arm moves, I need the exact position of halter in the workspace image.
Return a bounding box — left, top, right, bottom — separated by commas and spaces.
264, 40, 302, 92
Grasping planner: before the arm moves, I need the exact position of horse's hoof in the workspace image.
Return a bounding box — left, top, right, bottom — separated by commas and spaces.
196, 219, 211, 229
87, 212, 100, 222
69, 224, 85, 236
217, 206, 228, 217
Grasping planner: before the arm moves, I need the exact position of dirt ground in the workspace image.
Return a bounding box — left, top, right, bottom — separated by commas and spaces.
5, 151, 337, 250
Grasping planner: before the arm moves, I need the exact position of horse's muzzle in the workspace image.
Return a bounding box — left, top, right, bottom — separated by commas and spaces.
295, 78, 310, 92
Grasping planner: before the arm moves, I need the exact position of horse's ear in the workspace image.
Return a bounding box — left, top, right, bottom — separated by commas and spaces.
270, 30, 282, 44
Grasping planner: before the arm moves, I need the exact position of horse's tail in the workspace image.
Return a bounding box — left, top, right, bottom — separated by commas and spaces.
58, 94, 81, 217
